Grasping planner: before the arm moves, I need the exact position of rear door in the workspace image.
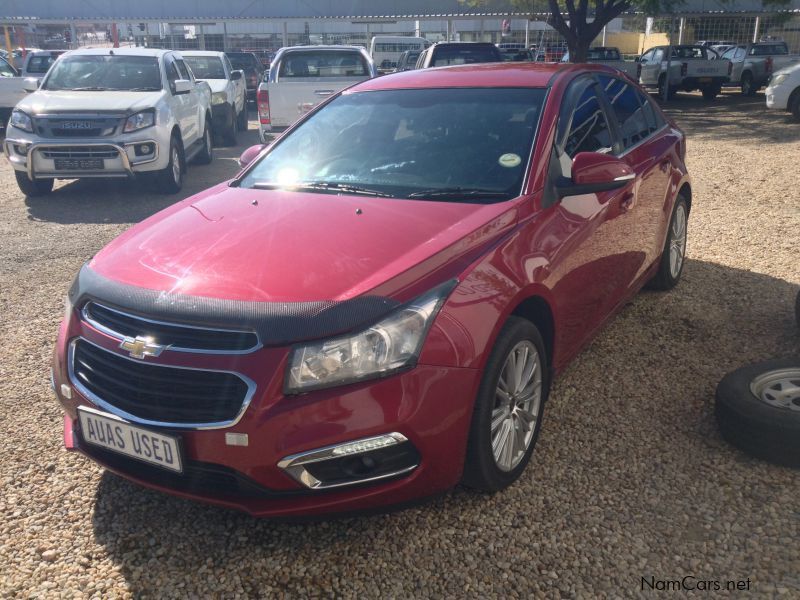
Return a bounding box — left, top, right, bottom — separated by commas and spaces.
639, 49, 662, 85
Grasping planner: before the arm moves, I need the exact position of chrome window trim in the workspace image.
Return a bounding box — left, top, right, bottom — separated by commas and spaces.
277, 432, 418, 490
68, 337, 257, 430
82, 301, 263, 355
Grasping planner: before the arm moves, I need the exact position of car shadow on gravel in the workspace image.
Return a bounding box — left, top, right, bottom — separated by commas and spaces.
20, 127, 262, 225
87, 259, 799, 597
656, 91, 800, 145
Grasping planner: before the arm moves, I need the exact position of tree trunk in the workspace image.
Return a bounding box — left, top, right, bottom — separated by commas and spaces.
545, 0, 633, 63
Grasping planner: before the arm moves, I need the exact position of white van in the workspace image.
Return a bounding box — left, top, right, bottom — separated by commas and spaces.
369, 36, 430, 72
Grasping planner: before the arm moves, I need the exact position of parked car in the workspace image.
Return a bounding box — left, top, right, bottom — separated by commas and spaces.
0, 56, 24, 127
395, 49, 421, 71
225, 51, 265, 101
4, 48, 213, 196
415, 42, 503, 68
720, 42, 800, 96
52, 62, 691, 518
17, 49, 67, 80
697, 40, 736, 48
241, 48, 273, 69
257, 45, 376, 141
765, 62, 800, 120
182, 50, 247, 145
638, 44, 730, 99
500, 48, 535, 62
561, 47, 638, 79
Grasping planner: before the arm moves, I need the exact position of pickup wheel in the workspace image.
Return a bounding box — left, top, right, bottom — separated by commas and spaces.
646, 194, 688, 291
741, 72, 758, 96
702, 85, 721, 100
155, 135, 185, 194
788, 88, 800, 122
657, 75, 677, 100
14, 171, 54, 197
237, 105, 248, 131
223, 106, 238, 146
195, 119, 213, 165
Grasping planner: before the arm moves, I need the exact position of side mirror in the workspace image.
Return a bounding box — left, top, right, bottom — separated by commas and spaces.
238, 144, 267, 169
23, 77, 39, 92
556, 152, 634, 198
231, 70, 243, 81
174, 79, 192, 94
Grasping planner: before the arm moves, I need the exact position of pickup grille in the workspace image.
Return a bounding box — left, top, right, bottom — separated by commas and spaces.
34, 117, 118, 138
71, 339, 253, 426
83, 302, 260, 353
41, 146, 119, 159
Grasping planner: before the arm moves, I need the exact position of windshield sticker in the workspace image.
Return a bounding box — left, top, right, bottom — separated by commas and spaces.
498, 153, 522, 168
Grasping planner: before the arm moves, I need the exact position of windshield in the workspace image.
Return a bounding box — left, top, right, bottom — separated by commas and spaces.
184, 56, 226, 79
431, 45, 501, 66
227, 53, 258, 70
43, 55, 162, 91
239, 87, 545, 202
278, 51, 369, 78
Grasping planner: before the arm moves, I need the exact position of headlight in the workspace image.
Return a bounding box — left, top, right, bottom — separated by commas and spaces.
286, 281, 456, 393
9, 110, 33, 133
770, 73, 788, 87
211, 92, 228, 105
123, 110, 155, 133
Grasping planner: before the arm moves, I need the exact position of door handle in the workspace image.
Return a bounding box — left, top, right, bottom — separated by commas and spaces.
620, 192, 635, 211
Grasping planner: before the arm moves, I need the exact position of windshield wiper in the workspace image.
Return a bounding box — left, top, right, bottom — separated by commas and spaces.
251, 181, 394, 198
406, 187, 510, 200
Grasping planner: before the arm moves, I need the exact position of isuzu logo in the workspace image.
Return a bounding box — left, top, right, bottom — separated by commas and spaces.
61, 121, 93, 130
120, 336, 168, 359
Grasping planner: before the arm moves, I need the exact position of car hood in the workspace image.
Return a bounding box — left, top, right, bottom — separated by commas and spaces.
89, 183, 519, 303
197, 79, 228, 94
16, 90, 165, 115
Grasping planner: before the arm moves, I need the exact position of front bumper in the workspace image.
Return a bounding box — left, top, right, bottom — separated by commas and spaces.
53, 315, 480, 518
764, 84, 791, 110
4, 129, 170, 180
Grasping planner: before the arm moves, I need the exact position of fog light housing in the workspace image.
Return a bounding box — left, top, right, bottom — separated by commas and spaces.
134, 143, 154, 156
278, 432, 420, 490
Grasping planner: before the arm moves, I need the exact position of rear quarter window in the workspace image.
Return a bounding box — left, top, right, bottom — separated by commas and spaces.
27, 55, 57, 74
278, 52, 368, 78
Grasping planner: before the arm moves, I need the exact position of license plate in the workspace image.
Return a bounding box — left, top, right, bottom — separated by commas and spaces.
698, 77, 712, 83
78, 406, 183, 473
54, 158, 104, 170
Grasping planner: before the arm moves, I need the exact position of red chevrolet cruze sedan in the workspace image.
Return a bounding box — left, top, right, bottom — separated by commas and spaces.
53, 63, 691, 517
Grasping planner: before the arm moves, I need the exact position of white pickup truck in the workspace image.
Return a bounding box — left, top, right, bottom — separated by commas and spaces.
181, 50, 247, 145
561, 47, 639, 80
257, 46, 376, 142
719, 42, 800, 96
638, 45, 730, 100
3, 48, 213, 196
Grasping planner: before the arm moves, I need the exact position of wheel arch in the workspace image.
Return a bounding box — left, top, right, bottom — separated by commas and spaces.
787, 85, 800, 112
678, 182, 692, 215
509, 295, 555, 369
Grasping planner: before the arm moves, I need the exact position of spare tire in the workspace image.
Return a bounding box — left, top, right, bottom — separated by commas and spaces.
715, 358, 800, 468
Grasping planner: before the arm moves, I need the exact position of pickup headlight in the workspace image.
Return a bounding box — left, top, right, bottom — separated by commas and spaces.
286, 281, 456, 393
123, 110, 155, 133
770, 73, 788, 87
9, 110, 33, 133
211, 92, 228, 105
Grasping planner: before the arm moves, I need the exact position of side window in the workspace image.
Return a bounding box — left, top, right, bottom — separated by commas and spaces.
639, 50, 653, 63
175, 59, 191, 80
563, 84, 614, 159
653, 49, 664, 62
735, 48, 746, 60
640, 91, 665, 134
165, 58, 180, 94
721, 48, 736, 60
597, 75, 653, 150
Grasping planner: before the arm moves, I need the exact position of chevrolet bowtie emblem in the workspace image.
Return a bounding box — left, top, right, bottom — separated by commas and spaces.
119, 336, 168, 360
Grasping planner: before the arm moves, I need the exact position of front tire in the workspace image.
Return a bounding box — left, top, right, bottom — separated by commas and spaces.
462, 317, 549, 492
155, 136, 184, 195
788, 88, 800, 122
195, 119, 213, 165
15, 171, 54, 197
237, 105, 248, 131
741, 72, 757, 96
647, 195, 688, 290
223, 106, 238, 146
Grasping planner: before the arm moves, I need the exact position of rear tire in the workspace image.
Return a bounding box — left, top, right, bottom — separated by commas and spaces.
15, 171, 54, 197
155, 135, 184, 195
461, 317, 549, 493
741, 72, 757, 96
647, 195, 688, 291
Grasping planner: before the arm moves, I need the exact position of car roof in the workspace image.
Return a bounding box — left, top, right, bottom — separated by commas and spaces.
179, 50, 226, 57
65, 47, 171, 57
353, 62, 611, 91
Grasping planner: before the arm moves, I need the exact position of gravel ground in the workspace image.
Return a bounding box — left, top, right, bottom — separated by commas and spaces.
0, 94, 798, 598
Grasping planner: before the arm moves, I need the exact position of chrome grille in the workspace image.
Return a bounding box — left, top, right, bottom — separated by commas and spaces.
83, 302, 261, 353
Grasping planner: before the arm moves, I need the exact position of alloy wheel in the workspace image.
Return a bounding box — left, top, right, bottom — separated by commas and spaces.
491, 340, 543, 472
750, 369, 800, 411
669, 203, 687, 278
